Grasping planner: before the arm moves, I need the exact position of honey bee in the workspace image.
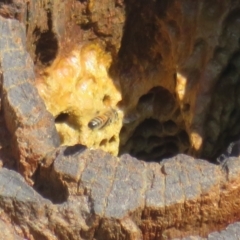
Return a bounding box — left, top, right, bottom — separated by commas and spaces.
88, 109, 118, 130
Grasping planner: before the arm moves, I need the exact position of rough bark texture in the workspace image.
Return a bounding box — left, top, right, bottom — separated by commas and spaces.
1, 0, 240, 240
2, 147, 240, 239
8, 0, 239, 162
0, 14, 60, 183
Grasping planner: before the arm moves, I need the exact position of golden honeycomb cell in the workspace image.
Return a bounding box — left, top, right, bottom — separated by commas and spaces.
36, 42, 122, 156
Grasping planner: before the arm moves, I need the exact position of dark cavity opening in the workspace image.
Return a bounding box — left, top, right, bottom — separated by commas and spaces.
55, 113, 70, 123
118, 85, 187, 162
119, 117, 189, 162
137, 86, 176, 119
100, 139, 108, 146
34, 11, 58, 65
64, 144, 86, 156
103, 94, 111, 106
109, 136, 116, 143
33, 165, 69, 204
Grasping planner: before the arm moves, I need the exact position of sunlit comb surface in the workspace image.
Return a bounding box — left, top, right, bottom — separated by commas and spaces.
36, 42, 122, 156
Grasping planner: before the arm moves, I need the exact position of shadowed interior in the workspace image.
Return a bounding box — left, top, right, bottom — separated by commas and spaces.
32, 0, 240, 164
119, 87, 190, 161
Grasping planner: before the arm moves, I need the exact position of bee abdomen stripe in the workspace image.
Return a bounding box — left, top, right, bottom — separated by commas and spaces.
88, 109, 118, 130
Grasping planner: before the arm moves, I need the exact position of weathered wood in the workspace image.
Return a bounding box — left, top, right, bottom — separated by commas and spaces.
0, 149, 239, 239
1, 1, 240, 240
0, 219, 24, 240
34, 147, 240, 239
0, 15, 60, 183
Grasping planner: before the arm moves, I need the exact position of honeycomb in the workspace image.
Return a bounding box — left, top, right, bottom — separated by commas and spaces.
36, 41, 190, 160
33, 0, 240, 163
36, 42, 122, 156
119, 87, 190, 161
